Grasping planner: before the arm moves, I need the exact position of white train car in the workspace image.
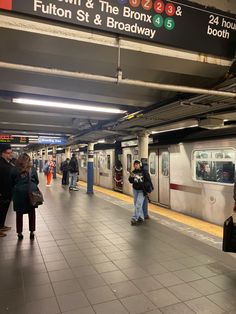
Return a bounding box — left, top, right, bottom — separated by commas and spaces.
79, 137, 235, 225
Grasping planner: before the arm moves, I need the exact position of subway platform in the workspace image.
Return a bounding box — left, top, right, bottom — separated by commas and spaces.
1, 175, 236, 314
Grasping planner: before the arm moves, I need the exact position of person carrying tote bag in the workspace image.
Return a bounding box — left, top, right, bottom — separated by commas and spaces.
11, 153, 40, 240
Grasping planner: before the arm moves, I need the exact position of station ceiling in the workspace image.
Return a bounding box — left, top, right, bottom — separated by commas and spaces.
0, 6, 235, 145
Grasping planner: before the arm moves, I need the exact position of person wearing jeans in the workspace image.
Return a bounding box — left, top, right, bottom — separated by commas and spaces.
68, 153, 79, 191
132, 188, 145, 222
129, 159, 153, 225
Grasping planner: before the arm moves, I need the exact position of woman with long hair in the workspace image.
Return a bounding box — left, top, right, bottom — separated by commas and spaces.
11, 153, 39, 240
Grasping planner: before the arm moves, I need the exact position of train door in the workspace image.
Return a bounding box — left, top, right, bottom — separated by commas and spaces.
93, 152, 100, 186
122, 147, 138, 197
158, 149, 170, 206
148, 151, 159, 203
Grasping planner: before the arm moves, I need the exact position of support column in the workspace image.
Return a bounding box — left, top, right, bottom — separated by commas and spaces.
138, 132, 149, 170
39, 151, 43, 173
87, 143, 94, 194
53, 146, 57, 179
45, 147, 48, 160
65, 147, 71, 159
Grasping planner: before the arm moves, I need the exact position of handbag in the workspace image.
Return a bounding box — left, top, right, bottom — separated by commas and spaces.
28, 170, 44, 207
222, 216, 236, 253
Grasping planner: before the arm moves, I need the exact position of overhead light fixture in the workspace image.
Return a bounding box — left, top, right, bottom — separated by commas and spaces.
12, 98, 126, 114
151, 124, 198, 134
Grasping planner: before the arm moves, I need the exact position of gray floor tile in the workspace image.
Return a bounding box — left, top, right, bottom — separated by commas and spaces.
159, 261, 186, 272
168, 283, 202, 301
49, 268, 74, 282
45, 260, 69, 272
110, 281, 141, 298
161, 302, 195, 314
122, 266, 149, 280
93, 300, 129, 314
57, 291, 90, 312
185, 296, 225, 313
142, 310, 162, 314
23, 272, 51, 287
53, 279, 81, 296
174, 269, 202, 282
145, 263, 169, 275
207, 291, 236, 311
148, 288, 180, 308
26, 297, 60, 314
189, 278, 222, 295
208, 274, 236, 290
101, 270, 129, 284
132, 276, 163, 292
121, 294, 156, 313
85, 285, 116, 304
24, 283, 55, 302
72, 265, 97, 278
62, 306, 95, 313
154, 272, 184, 287
94, 261, 119, 273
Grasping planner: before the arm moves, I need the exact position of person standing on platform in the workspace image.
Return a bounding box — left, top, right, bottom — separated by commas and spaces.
129, 160, 153, 225
44, 157, 54, 187
0, 144, 14, 237
60, 158, 70, 186
11, 153, 39, 240
68, 153, 79, 191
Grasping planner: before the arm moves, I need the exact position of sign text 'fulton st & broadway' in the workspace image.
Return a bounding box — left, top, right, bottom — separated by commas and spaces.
0, 0, 235, 58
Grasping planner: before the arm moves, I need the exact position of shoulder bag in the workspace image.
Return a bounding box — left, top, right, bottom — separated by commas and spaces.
28, 170, 44, 207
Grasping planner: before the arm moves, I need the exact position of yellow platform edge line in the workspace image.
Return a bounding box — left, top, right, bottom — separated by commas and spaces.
79, 181, 223, 238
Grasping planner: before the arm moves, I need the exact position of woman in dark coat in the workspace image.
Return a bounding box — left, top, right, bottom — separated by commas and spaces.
11, 153, 39, 240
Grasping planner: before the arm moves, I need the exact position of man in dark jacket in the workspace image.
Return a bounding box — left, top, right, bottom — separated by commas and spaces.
129, 159, 153, 225
0, 144, 14, 237
68, 154, 79, 191
60, 158, 70, 186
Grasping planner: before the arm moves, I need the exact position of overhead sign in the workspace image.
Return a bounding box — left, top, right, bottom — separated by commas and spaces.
0, 135, 29, 144
38, 137, 67, 144
0, 0, 235, 58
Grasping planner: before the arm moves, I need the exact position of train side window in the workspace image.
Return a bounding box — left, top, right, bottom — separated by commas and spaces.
162, 152, 169, 177
127, 154, 132, 172
81, 155, 87, 168
149, 152, 156, 175
194, 149, 235, 184
107, 155, 111, 170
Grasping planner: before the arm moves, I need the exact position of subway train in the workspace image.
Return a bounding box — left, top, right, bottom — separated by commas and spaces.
78, 137, 236, 226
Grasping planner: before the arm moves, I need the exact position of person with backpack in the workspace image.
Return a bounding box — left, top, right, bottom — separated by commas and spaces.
129, 160, 153, 225
60, 158, 70, 186
68, 154, 79, 191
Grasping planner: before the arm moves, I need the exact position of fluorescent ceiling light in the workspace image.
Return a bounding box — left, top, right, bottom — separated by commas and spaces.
13, 98, 126, 114
151, 124, 198, 134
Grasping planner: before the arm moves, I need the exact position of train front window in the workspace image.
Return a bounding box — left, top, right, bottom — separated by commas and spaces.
162, 152, 169, 177
127, 154, 132, 172
194, 149, 235, 184
107, 155, 111, 170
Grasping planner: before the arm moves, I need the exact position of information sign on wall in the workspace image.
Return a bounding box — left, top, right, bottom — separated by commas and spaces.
0, 0, 235, 58
0, 135, 29, 144
38, 137, 67, 144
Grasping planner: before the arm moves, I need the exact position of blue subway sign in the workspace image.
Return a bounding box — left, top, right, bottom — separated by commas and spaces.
38, 137, 67, 144
0, 0, 235, 58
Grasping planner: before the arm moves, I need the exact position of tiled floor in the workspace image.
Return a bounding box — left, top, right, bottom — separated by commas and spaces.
1, 175, 236, 314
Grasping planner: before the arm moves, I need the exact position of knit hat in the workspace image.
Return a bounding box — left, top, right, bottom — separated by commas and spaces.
0, 143, 12, 153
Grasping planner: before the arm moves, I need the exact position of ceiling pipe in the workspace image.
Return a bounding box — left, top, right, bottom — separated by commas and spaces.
0, 61, 235, 99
